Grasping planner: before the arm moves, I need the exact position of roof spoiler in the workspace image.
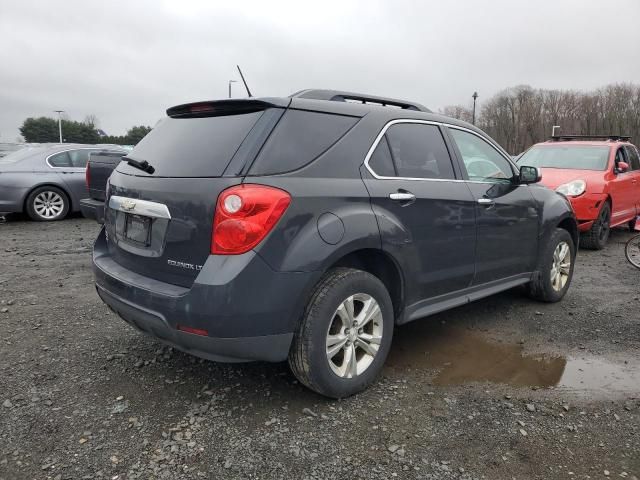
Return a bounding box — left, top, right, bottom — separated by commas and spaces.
550, 134, 631, 142
167, 98, 288, 118
291, 89, 431, 112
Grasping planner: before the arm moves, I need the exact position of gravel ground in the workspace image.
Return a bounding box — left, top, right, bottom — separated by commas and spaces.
0, 216, 638, 480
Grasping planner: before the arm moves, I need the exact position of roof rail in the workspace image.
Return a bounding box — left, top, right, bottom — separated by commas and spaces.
551, 134, 631, 142
290, 89, 431, 112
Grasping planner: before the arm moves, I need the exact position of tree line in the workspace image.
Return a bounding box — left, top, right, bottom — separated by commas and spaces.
440, 83, 640, 154
19, 116, 152, 145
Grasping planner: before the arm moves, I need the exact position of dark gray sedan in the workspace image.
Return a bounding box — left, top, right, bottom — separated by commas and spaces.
0, 144, 126, 221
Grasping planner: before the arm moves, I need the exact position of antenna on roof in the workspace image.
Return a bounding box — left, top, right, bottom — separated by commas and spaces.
236, 65, 252, 98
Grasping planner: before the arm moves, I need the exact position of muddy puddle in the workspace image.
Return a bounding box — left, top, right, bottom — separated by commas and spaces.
386, 322, 640, 398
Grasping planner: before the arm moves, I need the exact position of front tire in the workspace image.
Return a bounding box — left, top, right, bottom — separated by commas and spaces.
527, 228, 575, 302
581, 202, 610, 250
288, 268, 394, 398
26, 186, 69, 221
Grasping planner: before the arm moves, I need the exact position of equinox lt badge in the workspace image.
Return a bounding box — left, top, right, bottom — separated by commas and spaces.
167, 259, 203, 271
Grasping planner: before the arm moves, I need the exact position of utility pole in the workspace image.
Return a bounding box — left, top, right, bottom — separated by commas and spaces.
54, 110, 64, 143
472, 92, 479, 125
228, 80, 237, 98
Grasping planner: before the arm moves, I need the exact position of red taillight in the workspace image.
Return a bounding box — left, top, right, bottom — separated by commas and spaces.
177, 325, 209, 336
212, 184, 291, 255
85, 163, 91, 188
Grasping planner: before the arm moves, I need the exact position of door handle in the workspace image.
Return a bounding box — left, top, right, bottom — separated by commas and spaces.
389, 192, 416, 201
477, 197, 494, 206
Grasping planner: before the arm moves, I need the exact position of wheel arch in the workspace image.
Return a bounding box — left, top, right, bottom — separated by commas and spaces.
325, 248, 404, 321
557, 215, 579, 250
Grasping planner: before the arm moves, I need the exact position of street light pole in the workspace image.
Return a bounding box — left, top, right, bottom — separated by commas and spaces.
228, 80, 237, 98
472, 92, 479, 125
54, 110, 64, 143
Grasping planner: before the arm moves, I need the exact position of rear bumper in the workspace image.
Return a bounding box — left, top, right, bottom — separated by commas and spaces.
92, 228, 318, 362
80, 198, 105, 223
96, 285, 293, 362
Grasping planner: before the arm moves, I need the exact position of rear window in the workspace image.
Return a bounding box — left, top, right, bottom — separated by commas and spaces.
248, 109, 358, 175
518, 145, 610, 171
119, 111, 264, 177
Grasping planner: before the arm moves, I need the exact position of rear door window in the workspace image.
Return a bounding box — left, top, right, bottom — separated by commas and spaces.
48, 151, 72, 167
68, 149, 97, 168
248, 110, 358, 175
384, 123, 455, 180
119, 111, 264, 177
624, 146, 640, 170
368, 136, 396, 177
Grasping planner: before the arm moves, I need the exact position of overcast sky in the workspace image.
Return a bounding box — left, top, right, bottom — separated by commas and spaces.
1, 0, 639, 141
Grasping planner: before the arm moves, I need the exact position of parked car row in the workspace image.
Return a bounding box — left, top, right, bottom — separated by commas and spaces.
3, 90, 638, 397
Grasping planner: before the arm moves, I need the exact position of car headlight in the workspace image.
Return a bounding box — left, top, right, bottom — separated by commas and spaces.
556, 179, 586, 197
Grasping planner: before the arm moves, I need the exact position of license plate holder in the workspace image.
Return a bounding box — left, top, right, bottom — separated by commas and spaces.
124, 214, 151, 246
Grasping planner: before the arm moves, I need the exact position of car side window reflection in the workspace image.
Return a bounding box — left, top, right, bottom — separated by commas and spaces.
625, 146, 640, 170
449, 128, 514, 183
68, 149, 93, 168
48, 151, 72, 167
367, 123, 456, 180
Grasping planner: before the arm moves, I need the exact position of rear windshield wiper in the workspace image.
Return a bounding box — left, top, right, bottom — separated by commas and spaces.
125, 157, 155, 174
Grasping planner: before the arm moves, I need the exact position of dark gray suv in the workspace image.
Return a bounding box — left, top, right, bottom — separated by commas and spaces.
92, 90, 578, 398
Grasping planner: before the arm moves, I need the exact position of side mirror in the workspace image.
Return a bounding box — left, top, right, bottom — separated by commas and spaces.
519, 165, 541, 184
616, 161, 629, 173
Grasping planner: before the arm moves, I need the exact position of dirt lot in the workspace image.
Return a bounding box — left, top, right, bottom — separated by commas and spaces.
0, 216, 638, 480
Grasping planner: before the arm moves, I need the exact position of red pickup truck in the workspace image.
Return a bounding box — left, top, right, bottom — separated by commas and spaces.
518, 135, 640, 249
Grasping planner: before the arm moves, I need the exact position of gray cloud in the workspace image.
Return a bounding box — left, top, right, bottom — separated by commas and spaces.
1, 0, 639, 141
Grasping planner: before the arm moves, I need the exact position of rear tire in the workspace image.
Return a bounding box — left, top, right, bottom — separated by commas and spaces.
581, 202, 610, 250
25, 186, 69, 221
527, 228, 575, 302
288, 268, 394, 398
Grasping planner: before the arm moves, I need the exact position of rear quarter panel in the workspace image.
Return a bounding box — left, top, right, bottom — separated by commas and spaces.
250, 176, 381, 273
0, 169, 76, 212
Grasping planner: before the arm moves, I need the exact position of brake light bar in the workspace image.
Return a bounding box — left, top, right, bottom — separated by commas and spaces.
166, 99, 284, 118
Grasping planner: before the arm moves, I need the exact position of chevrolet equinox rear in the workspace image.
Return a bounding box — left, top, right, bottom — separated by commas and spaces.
93, 89, 578, 398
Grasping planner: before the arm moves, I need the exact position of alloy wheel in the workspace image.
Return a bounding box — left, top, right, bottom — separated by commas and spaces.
34, 191, 65, 219
325, 293, 383, 379
550, 241, 571, 292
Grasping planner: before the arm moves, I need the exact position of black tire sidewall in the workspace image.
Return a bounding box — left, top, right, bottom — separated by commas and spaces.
538, 229, 576, 302
593, 203, 611, 248
26, 186, 69, 222
303, 270, 394, 398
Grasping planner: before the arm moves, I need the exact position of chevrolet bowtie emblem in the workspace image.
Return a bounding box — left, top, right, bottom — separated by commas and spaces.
121, 200, 136, 211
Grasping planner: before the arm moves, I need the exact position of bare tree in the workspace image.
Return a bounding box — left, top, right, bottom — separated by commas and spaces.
442, 83, 640, 154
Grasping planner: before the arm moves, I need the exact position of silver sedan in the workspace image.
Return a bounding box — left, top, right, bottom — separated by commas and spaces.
0, 144, 125, 221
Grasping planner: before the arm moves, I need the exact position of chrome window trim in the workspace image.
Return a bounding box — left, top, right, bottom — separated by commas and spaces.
45, 147, 116, 170
363, 119, 518, 184
109, 195, 172, 220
